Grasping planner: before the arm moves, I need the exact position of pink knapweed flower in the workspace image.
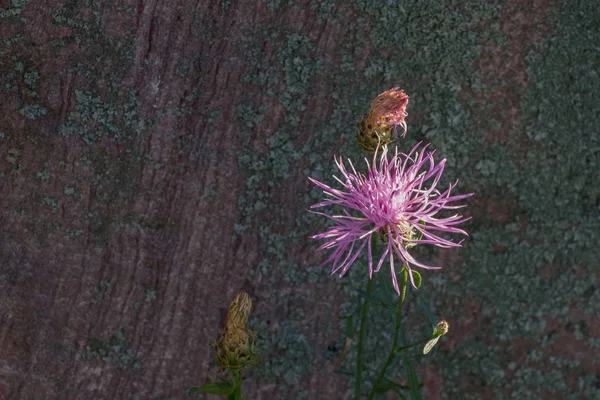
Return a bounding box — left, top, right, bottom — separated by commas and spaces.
309, 143, 473, 294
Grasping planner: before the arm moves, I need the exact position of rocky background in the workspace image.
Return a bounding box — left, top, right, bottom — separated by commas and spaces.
1, 0, 598, 399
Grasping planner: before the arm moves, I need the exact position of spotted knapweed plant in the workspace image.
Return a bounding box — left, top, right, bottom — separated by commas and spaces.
309, 88, 472, 399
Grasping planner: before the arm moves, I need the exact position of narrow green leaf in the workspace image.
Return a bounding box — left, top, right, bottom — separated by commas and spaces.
402, 355, 421, 400
356, 289, 385, 307
373, 377, 411, 394
373, 386, 392, 394
379, 272, 400, 308
383, 377, 410, 390
373, 381, 394, 394
423, 337, 440, 355
415, 290, 438, 328
399, 326, 422, 400
189, 382, 235, 396
375, 378, 410, 399
411, 270, 422, 288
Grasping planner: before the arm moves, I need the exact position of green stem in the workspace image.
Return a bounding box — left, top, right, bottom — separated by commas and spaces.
393, 338, 431, 354
354, 275, 374, 400
228, 371, 242, 400
367, 267, 408, 400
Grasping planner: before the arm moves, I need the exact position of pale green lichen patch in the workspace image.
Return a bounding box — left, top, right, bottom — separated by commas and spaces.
18, 104, 48, 120
249, 318, 313, 385
1, 56, 49, 119
0, 0, 30, 20
58, 89, 146, 144
80, 328, 141, 369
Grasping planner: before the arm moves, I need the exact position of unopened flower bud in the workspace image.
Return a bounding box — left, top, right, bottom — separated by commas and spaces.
212, 292, 258, 372
357, 88, 409, 152
433, 320, 449, 337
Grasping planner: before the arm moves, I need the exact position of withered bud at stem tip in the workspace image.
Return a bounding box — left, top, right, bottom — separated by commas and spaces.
212, 292, 258, 373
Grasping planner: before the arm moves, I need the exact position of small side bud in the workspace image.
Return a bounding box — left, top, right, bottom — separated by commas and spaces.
433, 320, 449, 337
212, 292, 258, 373
423, 320, 449, 355
357, 88, 409, 152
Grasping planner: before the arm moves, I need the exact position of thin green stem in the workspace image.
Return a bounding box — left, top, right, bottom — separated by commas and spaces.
393, 338, 431, 354
354, 275, 374, 400
367, 268, 408, 400
228, 371, 242, 400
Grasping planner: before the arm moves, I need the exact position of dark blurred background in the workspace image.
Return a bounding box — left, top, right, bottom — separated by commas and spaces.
0, 0, 598, 399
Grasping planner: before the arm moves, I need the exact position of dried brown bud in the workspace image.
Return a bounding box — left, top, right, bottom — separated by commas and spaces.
212, 292, 258, 372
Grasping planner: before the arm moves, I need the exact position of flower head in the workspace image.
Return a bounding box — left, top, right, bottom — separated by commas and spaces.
212, 292, 258, 372
309, 142, 472, 294
357, 88, 409, 152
